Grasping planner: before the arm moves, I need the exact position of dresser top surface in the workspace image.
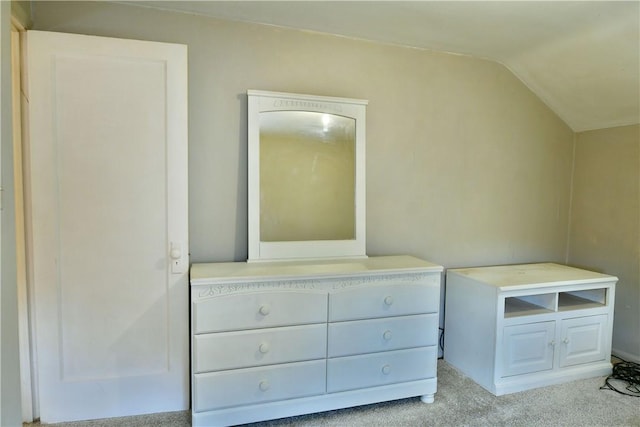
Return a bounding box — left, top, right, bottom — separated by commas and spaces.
447, 263, 617, 289
191, 255, 442, 284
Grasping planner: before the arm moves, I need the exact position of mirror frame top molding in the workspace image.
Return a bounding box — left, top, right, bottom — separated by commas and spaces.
247, 90, 368, 262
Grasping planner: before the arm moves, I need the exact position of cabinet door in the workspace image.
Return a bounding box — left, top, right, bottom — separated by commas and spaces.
502, 321, 555, 377
559, 315, 608, 367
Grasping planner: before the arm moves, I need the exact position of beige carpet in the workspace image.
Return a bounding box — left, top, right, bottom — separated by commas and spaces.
25, 360, 639, 427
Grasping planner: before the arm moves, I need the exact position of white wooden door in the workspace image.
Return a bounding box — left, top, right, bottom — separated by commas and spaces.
26, 30, 189, 423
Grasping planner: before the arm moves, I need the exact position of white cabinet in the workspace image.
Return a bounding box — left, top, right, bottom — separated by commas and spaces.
444, 263, 616, 396
190, 256, 442, 426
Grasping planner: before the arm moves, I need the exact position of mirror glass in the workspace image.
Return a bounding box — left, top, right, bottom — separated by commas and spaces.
247, 90, 367, 262
259, 111, 355, 242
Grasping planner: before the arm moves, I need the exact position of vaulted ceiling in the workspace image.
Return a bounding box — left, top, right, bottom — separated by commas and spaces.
135, 1, 639, 132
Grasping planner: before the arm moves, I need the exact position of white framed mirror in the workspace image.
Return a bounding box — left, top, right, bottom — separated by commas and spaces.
247, 90, 368, 262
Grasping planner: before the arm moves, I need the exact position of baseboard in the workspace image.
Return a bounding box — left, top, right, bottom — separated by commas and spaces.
612, 348, 640, 364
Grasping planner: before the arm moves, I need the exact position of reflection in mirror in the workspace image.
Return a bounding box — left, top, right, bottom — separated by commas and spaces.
247, 90, 367, 262
260, 111, 356, 242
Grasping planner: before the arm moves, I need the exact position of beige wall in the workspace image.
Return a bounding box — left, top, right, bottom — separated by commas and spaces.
11, 1, 31, 28
568, 124, 639, 360
31, 0, 575, 268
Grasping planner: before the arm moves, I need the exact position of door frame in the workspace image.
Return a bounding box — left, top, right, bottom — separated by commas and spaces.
11, 16, 38, 422
11, 15, 36, 423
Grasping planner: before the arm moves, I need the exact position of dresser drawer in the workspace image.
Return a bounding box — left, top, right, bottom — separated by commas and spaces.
329, 279, 439, 321
327, 346, 437, 393
193, 290, 327, 333
193, 360, 326, 412
328, 314, 438, 357
194, 324, 327, 373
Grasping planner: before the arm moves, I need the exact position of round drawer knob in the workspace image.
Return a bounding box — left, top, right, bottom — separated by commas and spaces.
563, 338, 570, 344
381, 364, 391, 375
549, 340, 556, 347
384, 296, 394, 306
259, 380, 270, 392
383, 330, 393, 340
259, 304, 271, 316
259, 343, 270, 354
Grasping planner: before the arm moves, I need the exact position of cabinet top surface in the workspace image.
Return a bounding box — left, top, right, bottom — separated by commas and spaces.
190, 255, 442, 285
447, 263, 617, 289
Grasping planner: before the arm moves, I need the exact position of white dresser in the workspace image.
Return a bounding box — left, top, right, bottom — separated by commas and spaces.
190, 255, 443, 426
444, 263, 617, 396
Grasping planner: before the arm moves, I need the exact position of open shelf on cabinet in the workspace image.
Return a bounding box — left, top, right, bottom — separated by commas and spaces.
558, 288, 607, 311
504, 294, 555, 318
504, 288, 608, 318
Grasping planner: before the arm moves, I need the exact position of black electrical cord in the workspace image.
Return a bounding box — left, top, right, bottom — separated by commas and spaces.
600, 357, 640, 397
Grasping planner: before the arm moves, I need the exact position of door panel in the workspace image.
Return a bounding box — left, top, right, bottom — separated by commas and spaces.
57, 52, 169, 381
27, 30, 188, 423
502, 321, 555, 377
559, 315, 608, 367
